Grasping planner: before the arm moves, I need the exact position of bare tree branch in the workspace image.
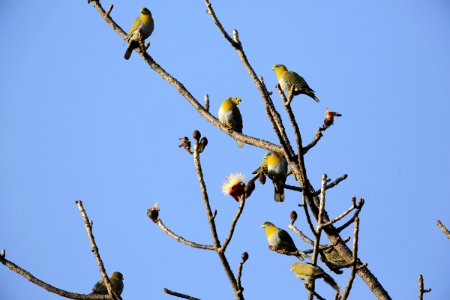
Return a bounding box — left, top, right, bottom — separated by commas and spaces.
0, 255, 111, 300
236, 252, 249, 297
418, 275, 431, 300
156, 218, 216, 250
342, 216, 360, 300
221, 198, 246, 252
436, 220, 450, 239
308, 174, 332, 299
76, 200, 121, 300
321, 196, 364, 227
164, 288, 201, 300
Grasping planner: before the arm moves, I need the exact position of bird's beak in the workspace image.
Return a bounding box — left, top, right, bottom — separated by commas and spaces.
261, 224, 265, 228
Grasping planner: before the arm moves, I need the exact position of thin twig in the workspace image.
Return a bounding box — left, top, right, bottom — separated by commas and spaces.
76, 200, 121, 300
193, 143, 242, 299
312, 174, 348, 196
277, 84, 305, 181
284, 174, 348, 196
156, 219, 216, 250
164, 288, 201, 300
267, 246, 309, 260
305, 284, 326, 300
303, 127, 328, 154
288, 224, 314, 245
321, 196, 363, 227
335, 200, 364, 233
236, 252, 248, 297
418, 275, 431, 300
193, 144, 221, 248
302, 194, 318, 238
436, 220, 450, 239
308, 174, 328, 300
105, 5, 113, 17
0, 256, 111, 300
221, 198, 246, 252
342, 216, 360, 300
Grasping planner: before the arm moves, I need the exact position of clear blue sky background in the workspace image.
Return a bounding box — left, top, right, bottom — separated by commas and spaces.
1, 0, 449, 299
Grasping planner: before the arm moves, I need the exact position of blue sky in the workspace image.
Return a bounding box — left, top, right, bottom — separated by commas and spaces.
1, 0, 449, 299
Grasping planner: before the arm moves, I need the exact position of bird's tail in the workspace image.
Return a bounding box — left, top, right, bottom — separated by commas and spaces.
124, 41, 138, 60
274, 182, 285, 202
322, 272, 341, 296
305, 89, 320, 102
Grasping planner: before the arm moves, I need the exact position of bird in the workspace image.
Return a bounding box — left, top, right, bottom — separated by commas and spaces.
290, 262, 341, 295
252, 153, 268, 175
124, 7, 154, 60
266, 152, 288, 202
218, 97, 244, 147
272, 64, 319, 102
91, 271, 124, 295
323, 247, 347, 265
262, 222, 302, 259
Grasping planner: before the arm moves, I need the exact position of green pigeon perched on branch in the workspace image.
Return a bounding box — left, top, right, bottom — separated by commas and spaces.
218, 97, 244, 148
266, 151, 288, 202
124, 7, 154, 60
290, 262, 341, 295
262, 221, 303, 260
91, 271, 124, 295
272, 64, 319, 102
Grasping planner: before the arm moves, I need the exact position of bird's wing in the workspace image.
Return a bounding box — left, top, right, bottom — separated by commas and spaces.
233, 106, 243, 133
128, 17, 142, 37
277, 229, 297, 251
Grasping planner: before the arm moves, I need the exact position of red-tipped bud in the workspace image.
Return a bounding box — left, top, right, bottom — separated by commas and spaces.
222, 173, 246, 201
324, 107, 342, 127
147, 203, 160, 223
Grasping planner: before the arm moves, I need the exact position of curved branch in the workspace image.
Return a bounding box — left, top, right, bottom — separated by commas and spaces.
76, 200, 121, 300
192, 143, 242, 299
163, 288, 201, 300
221, 198, 246, 252
342, 216, 360, 300
156, 218, 216, 251
0, 256, 111, 300
436, 220, 450, 239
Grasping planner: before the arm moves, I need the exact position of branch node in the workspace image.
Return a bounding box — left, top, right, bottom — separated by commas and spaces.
204, 94, 210, 111
106, 4, 113, 17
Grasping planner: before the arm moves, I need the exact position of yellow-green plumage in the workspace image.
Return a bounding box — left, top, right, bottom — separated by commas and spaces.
266, 152, 287, 202
273, 64, 319, 102
124, 7, 154, 60
323, 247, 347, 265
218, 97, 244, 148
262, 221, 297, 253
91, 271, 124, 295
290, 262, 341, 295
